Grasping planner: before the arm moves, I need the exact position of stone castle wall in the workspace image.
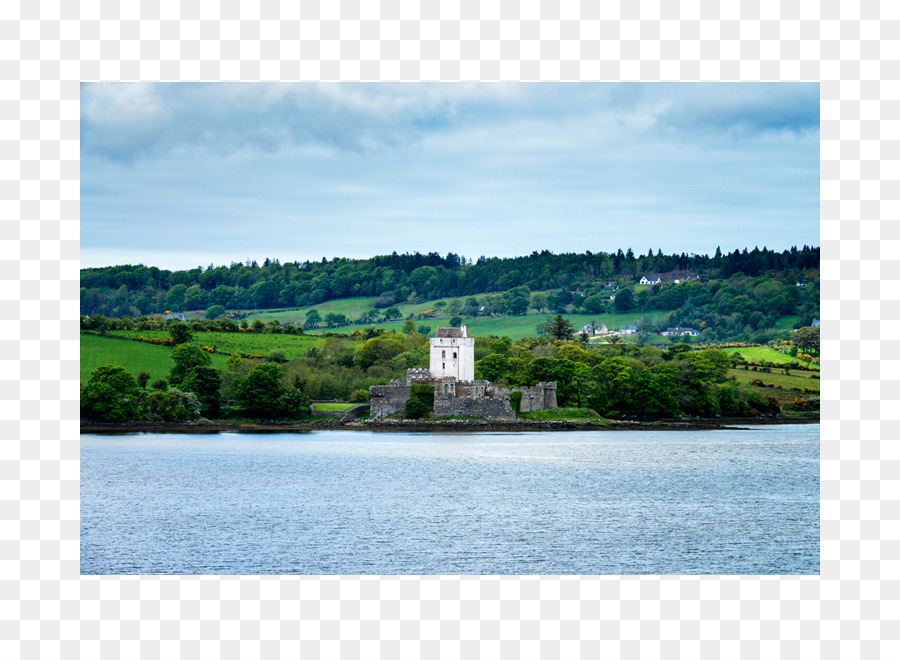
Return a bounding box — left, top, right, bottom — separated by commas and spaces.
369, 370, 557, 421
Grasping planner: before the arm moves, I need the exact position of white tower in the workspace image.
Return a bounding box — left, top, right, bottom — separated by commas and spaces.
429, 325, 475, 381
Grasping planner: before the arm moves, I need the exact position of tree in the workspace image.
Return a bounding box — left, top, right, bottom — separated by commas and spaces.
382, 306, 402, 322
546, 315, 574, 341
151, 379, 168, 391
205, 304, 226, 320
614, 288, 636, 313
236, 363, 285, 417
402, 319, 417, 335
582, 295, 605, 314
792, 326, 820, 355
603, 335, 624, 351
168, 343, 212, 387
404, 383, 434, 419
475, 353, 508, 382
508, 294, 529, 315
181, 365, 222, 418
80, 364, 142, 422
305, 309, 322, 329
169, 322, 192, 345
141, 389, 201, 421
136, 371, 151, 390
529, 292, 548, 313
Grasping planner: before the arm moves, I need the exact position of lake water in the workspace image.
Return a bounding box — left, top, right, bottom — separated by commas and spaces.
81, 425, 819, 575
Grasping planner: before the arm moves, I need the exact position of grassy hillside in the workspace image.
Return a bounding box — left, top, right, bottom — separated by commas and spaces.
81, 334, 229, 383
720, 346, 819, 370
105, 330, 323, 360
726, 368, 820, 390
298, 310, 675, 340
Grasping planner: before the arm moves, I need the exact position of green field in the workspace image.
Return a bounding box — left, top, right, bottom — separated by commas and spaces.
727, 368, 820, 390
242, 293, 503, 326
311, 402, 358, 411
720, 346, 819, 370
106, 330, 323, 360
244, 297, 380, 324
771, 315, 800, 330
81, 334, 229, 383
520, 407, 604, 421
302, 310, 674, 340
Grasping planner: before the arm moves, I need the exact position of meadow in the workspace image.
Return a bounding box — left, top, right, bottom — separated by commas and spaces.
80, 334, 229, 383
294, 310, 674, 340
105, 330, 322, 360
726, 368, 820, 391
720, 346, 819, 370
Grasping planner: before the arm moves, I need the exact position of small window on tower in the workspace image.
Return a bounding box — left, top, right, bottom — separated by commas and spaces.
442, 363, 445, 369
453, 352, 457, 358
442, 350, 446, 358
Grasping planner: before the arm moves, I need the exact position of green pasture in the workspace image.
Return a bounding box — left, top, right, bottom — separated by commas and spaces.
727, 368, 820, 391
80, 333, 229, 384
311, 402, 357, 411
106, 329, 323, 360
520, 408, 605, 421
771, 315, 800, 330
244, 297, 380, 324
720, 346, 819, 370
305, 310, 674, 340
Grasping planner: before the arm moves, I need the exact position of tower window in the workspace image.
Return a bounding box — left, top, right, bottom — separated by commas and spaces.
442, 363, 445, 369
442, 350, 445, 358
453, 352, 457, 358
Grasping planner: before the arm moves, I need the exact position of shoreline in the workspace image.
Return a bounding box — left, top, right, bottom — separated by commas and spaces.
81, 416, 819, 434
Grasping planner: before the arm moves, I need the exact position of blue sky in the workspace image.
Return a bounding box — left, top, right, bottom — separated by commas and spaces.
81, 82, 819, 270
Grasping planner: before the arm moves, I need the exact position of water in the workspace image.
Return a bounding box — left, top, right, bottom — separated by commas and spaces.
81, 425, 819, 575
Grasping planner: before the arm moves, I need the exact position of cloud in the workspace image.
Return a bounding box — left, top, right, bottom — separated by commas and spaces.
80, 83, 820, 269
651, 82, 819, 136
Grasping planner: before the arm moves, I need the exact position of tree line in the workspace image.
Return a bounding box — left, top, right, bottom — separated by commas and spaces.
80, 245, 819, 319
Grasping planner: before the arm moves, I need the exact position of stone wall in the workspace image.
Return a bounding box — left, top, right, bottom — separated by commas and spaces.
369, 370, 556, 421
516, 382, 558, 412
368, 384, 412, 420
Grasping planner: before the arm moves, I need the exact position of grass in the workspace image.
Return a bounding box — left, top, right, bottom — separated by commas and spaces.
305, 311, 675, 340
105, 329, 325, 360
771, 315, 800, 330
520, 407, 603, 421
726, 368, 820, 391
311, 402, 358, 411
81, 333, 229, 383
720, 346, 819, 370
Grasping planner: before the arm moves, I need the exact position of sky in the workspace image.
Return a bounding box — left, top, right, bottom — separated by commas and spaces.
81, 82, 820, 271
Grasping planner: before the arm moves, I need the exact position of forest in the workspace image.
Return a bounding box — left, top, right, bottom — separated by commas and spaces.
81, 245, 819, 319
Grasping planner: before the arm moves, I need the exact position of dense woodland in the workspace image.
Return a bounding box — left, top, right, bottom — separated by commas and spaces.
82, 245, 819, 325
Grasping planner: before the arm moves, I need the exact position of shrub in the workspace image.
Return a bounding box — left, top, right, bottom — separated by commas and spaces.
141, 389, 201, 421
349, 389, 370, 403
404, 383, 434, 419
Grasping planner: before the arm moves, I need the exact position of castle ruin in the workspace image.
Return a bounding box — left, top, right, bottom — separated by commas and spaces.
368, 325, 558, 421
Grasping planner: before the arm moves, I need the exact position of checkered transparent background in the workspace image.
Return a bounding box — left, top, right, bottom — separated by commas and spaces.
2, 1, 894, 657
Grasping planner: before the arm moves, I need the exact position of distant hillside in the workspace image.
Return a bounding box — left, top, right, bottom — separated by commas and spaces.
81, 245, 820, 321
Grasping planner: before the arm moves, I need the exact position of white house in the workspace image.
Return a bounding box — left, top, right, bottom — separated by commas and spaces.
430, 326, 475, 381
639, 276, 661, 285
811, 319, 820, 327
619, 325, 638, 335
661, 327, 700, 336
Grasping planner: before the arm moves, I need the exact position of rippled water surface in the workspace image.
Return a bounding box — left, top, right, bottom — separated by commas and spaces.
81, 425, 819, 574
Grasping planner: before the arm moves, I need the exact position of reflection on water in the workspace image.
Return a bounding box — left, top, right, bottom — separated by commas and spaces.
81, 426, 819, 575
